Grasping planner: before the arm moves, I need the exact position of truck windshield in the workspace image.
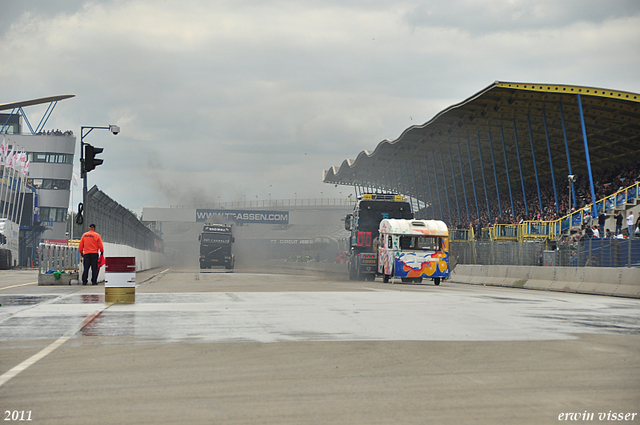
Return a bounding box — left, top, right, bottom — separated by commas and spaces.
357, 201, 412, 232
201, 234, 231, 244
399, 236, 441, 252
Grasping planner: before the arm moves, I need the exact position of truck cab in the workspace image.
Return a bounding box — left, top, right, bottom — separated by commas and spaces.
377, 219, 449, 285
345, 194, 412, 280
199, 224, 235, 270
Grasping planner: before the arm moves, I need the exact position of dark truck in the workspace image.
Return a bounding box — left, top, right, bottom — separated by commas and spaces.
344, 194, 413, 280
198, 224, 235, 270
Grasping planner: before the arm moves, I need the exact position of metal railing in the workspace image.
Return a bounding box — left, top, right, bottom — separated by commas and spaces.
449, 182, 640, 243
39, 243, 80, 273
86, 186, 163, 252
170, 197, 357, 209
551, 182, 640, 237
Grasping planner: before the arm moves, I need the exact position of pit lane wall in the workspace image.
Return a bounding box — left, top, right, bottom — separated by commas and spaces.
92, 243, 165, 282
39, 242, 165, 285
102, 242, 165, 272
452, 265, 640, 298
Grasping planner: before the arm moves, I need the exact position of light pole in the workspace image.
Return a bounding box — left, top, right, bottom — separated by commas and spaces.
79, 124, 119, 233
568, 174, 577, 210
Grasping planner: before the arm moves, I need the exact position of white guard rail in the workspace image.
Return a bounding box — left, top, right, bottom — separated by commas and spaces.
39, 243, 80, 273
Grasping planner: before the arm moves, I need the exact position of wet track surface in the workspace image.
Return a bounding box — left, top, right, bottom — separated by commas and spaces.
1, 269, 639, 425
1, 272, 639, 345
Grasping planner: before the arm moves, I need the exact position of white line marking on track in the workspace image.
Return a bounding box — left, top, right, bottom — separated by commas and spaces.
0, 302, 114, 388
1, 281, 38, 291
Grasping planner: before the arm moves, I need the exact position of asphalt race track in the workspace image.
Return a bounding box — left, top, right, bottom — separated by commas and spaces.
1, 268, 639, 424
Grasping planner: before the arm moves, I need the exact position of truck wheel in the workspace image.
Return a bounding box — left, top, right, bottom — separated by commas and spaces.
434, 277, 441, 286
366, 274, 375, 281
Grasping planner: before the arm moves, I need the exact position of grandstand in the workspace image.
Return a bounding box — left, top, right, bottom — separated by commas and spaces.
323, 81, 640, 242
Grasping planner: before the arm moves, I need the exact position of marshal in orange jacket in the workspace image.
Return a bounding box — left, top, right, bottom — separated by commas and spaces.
78, 228, 104, 255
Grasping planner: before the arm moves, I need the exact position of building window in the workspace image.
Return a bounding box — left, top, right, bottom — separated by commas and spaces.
28, 152, 74, 164
28, 178, 70, 190
39, 207, 68, 222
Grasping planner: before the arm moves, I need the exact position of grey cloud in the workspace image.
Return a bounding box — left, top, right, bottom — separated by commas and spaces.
403, 0, 640, 35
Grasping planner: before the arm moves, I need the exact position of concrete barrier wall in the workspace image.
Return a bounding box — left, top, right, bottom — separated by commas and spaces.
92, 243, 166, 282
103, 243, 166, 272
452, 264, 640, 298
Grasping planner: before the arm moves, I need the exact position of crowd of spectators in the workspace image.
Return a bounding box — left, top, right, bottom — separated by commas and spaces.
36, 129, 74, 136
438, 161, 640, 231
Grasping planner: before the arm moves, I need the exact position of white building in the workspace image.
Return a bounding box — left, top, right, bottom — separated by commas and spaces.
1, 95, 76, 251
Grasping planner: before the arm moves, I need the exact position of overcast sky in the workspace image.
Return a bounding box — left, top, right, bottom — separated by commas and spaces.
1, 0, 639, 214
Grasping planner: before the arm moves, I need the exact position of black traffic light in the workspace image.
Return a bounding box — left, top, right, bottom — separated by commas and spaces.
84, 144, 104, 173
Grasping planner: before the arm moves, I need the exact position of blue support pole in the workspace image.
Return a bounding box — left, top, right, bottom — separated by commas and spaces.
395, 171, 402, 196
1, 108, 18, 133
411, 162, 424, 218
457, 144, 471, 223
559, 102, 577, 209
487, 131, 502, 218
466, 137, 481, 221
418, 162, 429, 219
404, 162, 414, 213
431, 151, 444, 220
439, 150, 453, 224
448, 146, 461, 224
476, 134, 492, 222
577, 94, 598, 218
35, 101, 58, 133
18, 107, 35, 135
512, 120, 529, 217
395, 171, 401, 194
500, 126, 515, 217
542, 109, 559, 211
526, 115, 543, 215
424, 156, 436, 221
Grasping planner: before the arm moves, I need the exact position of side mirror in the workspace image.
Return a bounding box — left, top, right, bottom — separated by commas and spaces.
345, 214, 352, 231
198, 235, 201, 241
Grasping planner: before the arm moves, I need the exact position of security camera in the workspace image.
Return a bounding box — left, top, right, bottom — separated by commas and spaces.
568, 174, 576, 183
109, 125, 120, 135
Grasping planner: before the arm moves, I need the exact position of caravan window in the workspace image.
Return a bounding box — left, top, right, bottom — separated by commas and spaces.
399, 236, 441, 252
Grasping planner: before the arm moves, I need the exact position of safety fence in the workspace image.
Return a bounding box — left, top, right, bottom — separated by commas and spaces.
450, 239, 640, 268
450, 240, 546, 267
86, 186, 163, 252
39, 243, 80, 273
449, 182, 640, 242
556, 238, 640, 268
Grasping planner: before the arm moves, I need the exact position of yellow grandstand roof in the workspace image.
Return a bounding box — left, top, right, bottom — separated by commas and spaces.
323, 81, 640, 190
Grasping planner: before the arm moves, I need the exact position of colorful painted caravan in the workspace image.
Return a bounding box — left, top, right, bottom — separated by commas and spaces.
377, 219, 449, 285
